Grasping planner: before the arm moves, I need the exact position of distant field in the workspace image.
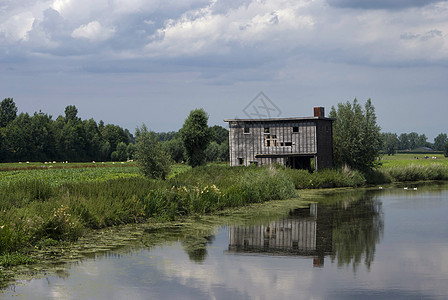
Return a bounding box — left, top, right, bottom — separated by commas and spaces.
0, 161, 136, 171
0, 162, 191, 186
379, 153, 448, 168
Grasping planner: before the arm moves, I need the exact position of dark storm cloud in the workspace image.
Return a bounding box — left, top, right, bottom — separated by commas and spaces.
327, 0, 447, 10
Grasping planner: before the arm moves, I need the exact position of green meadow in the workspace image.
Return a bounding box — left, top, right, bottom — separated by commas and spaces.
379, 153, 448, 168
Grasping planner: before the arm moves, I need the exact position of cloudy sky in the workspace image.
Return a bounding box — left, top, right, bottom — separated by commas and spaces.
1, 0, 447, 139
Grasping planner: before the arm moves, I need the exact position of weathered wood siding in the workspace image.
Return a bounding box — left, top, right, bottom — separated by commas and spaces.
226, 115, 333, 170
229, 120, 318, 166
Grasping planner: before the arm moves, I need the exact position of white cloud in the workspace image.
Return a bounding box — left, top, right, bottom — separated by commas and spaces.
51, 0, 109, 21
145, 0, 315, 56
0, 12, 35, 41
71, 21, 116, 41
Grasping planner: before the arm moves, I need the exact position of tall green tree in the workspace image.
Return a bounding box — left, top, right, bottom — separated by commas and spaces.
205, 141, 220, 162
398, 133, 409, 150
407, 132, 419, 150
382, 132, 398, 156
329, 99, 382, 172
434, 133, 448, 151
163, 137, 185, 163
0, 98, 18, 128
135, 124, 171, 180
417, 134, 429, 148
180, 109, 211, 167
210, 125, 229, 144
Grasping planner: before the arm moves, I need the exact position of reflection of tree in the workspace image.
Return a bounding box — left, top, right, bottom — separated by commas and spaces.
329, 195, 383, 270
181, 233, 215, 263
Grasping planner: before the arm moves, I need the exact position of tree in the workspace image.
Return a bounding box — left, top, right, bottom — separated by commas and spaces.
434, 133, 448, 151
407, 132, 419, 150
398, 133, 409, 150
218, 141, 229, 162
0, 98, 18, 128
417, 134, 429, 148
135, 124, 171, 180
444, 143, 448, 158
64, 105, 80, 123
329, 99, 382, 172
180, 109, 211, 167
112, 142, 128, 161
126, 143, 136, 160
205, 141, 219, 162
102, 124, 129, 159
163, 138, 185, 163
210, 125, 229, 145
382, 132, 398, 156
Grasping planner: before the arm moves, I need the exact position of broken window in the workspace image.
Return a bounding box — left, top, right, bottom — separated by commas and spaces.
292, 126, 299, 133
238, 157, 244, 165
264, 135, 277, 147
244, 127, 250, 134
264, 127, 270, 134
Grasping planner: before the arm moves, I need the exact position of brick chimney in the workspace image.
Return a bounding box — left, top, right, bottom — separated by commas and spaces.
314, 107, 325, 118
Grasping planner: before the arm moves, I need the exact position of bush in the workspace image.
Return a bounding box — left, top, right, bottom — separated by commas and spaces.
135, 124, 171, 180
284, 167, 366, 189
383, 164, 448, 182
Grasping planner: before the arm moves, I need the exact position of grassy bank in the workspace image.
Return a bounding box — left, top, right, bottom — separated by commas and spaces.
0, 165, 296, 259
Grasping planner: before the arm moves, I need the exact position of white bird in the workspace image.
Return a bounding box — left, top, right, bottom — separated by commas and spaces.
404, 187, 408, 190
379, 187, 383, 189
413, 187, 418, 191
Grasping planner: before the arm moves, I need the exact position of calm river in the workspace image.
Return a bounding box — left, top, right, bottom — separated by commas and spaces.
2, 183, 448, 299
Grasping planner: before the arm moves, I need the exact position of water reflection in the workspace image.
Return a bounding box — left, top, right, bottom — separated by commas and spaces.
4, 186, 448, 300
227, 195, 383, 269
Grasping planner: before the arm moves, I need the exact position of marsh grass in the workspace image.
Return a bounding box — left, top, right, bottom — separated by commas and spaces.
382, 164, 448, 182
0, 164, 297, 257
284, 167, 366, 189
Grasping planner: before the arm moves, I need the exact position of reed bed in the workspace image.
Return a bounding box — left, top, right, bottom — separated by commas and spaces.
0, 165, 297, 257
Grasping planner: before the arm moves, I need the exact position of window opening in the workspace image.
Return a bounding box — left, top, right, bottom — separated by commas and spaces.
264, 135, 277, 147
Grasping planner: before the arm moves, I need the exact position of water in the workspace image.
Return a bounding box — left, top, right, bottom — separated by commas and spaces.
3, 183, 448, 299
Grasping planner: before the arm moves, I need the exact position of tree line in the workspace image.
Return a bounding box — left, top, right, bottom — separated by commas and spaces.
0, 98, 135, 162
381, 132, 448, 155
0, 98, 229, 164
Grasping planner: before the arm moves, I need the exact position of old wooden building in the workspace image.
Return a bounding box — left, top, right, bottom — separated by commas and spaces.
224, 107, 334, 170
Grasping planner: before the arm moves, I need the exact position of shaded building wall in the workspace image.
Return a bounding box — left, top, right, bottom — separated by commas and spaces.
228, 120, 317, 167
316, 119, 334, 170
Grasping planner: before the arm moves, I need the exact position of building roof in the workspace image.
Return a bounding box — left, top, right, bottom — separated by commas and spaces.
223, 116, 335, 122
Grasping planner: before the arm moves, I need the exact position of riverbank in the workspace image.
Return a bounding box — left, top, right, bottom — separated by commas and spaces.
1, 162, 448, 287
0, 187, 361, 290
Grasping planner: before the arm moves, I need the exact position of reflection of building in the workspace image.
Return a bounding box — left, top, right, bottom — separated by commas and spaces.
224, 107, 334, 170
227, 204, 332, 267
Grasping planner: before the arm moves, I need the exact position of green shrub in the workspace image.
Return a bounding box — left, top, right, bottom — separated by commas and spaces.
383, 164, 448, 182
284, 167, 366, 189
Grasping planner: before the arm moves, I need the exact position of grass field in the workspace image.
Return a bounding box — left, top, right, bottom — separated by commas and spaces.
0, 163, 191, 187
379, 153, 448, 168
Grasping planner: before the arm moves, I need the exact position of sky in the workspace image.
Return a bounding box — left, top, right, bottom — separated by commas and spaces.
1, 0, 447, 140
